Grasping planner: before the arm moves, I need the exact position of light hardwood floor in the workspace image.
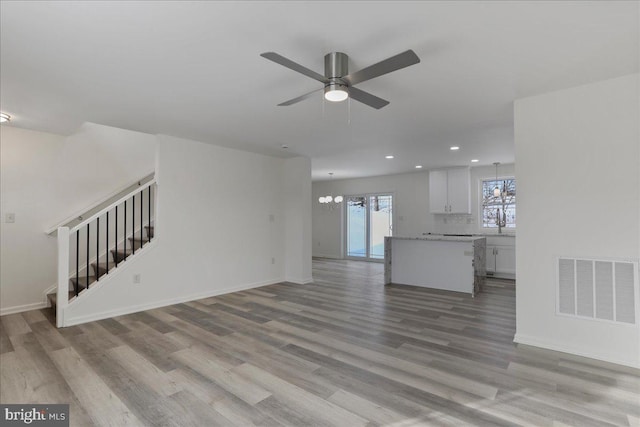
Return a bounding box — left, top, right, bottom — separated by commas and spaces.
1, 258, 639, 426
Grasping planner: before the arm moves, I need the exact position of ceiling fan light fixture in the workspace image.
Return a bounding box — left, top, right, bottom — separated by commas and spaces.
324, 83, 349, 102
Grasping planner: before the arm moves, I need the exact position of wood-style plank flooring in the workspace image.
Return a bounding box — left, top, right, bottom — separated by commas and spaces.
1, 258, 639, 426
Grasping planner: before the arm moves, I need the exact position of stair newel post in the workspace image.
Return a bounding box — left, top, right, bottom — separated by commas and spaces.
75, 230, 79, 295
86, 223, 90, 288
106, 211, 109, 272
115, 205, 119, 266
132, 194, 136, 254
148, 185, 151, 240
56, 226, 70, 328
96, 216, 99, 280
124, 200, 127, 260
140, 189, 143, 245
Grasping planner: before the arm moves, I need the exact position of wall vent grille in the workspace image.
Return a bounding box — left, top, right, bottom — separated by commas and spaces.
557, 257, 638, 325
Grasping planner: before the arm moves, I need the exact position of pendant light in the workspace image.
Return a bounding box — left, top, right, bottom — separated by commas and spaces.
318, 173, 344, 206
493, 162, 501, 197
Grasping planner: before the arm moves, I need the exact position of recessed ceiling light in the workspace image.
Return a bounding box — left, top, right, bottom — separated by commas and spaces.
471, 159, 479, 163
450, 146, 460, 151
281, 144, 289, 149
385, 155, 394, 159
0, 113, 10, 123
415, 165, 423, 169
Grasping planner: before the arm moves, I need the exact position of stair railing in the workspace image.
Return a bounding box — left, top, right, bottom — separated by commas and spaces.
55, 178, 157, 327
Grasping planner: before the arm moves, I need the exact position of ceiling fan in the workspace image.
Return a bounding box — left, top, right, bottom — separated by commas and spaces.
260, 49, 420, 109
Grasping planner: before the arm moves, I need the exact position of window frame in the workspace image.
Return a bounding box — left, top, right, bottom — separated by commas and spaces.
479, 175, 516, 232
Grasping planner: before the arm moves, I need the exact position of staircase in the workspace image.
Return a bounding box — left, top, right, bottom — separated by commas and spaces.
47, 226, 154, 309
49, 175, 157, 326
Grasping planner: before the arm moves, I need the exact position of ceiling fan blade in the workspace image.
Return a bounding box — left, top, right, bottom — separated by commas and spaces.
343, 49, 420, 86
277, 88, 323, 106
348, 87, 390, 109
261, 52, 329, 84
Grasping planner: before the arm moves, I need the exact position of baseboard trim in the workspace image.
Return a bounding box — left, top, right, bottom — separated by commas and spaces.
513, 333, 640, 369
312, 254, 342, 260
286, 276, 314, 284
63, 277, 285, 327
0, 301, 49, 316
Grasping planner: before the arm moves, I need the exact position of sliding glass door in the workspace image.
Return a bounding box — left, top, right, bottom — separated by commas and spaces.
346, 194, 393, 261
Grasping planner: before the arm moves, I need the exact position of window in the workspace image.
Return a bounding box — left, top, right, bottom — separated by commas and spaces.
481, 178, 516, 229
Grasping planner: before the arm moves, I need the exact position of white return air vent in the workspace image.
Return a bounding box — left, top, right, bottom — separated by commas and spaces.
557, 257, 638, 324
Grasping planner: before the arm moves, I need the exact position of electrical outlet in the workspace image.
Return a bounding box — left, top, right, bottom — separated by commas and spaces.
133, 274, 141, 284
5, 213, 15, 223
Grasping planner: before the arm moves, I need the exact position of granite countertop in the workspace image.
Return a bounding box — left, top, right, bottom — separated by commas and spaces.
421, 233, 515, 238
389, 235, 485, 242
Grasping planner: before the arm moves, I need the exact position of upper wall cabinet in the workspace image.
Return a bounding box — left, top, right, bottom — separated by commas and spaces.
429, 167, 471, 214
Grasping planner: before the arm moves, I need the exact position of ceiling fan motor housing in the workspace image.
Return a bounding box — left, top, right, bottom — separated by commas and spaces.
324, 52, 349, 99
324, 52, 349, 79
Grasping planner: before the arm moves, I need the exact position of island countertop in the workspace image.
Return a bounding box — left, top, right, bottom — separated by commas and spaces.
384, 236, 486, 296
390, 235, 486, 243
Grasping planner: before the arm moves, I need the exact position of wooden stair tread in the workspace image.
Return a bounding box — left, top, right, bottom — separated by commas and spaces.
92, 261, 113, 269
70, 275, 97, 288
128, 237, 150, 250
48, 290, 79, 309
112, 248, 133, 255
92, 262, 115, 278
111, 248, 133, 263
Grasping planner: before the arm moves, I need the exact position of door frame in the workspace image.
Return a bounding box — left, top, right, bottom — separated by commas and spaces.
343, 192, 395, 263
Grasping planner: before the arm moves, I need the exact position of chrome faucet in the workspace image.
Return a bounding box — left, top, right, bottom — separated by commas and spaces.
496, 207, 506, 234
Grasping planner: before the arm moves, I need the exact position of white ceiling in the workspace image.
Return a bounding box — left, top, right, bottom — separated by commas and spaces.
1, 1, 637, 181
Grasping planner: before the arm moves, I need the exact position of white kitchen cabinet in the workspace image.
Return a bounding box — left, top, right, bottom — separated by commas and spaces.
428, 170, 449, 213
429, 167, 470, 214
495, 246, 516, 276
486, 245, 497, 272
485, 236, 516, 279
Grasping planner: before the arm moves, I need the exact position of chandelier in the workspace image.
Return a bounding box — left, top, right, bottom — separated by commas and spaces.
318, 173, 343, 205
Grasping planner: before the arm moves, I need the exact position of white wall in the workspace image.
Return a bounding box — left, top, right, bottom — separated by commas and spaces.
312, 172, 431, 258
0, 123, 156, 314
514, 74, 640, 368
64, 134, 312, 325
283, 157, 312, 283
311, 164, 515, 259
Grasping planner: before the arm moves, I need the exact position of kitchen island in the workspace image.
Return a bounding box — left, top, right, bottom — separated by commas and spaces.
384, 236, 486, 296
